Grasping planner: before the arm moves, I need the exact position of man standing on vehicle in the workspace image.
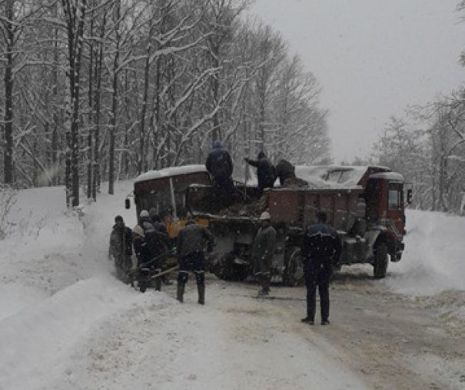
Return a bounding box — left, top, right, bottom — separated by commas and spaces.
108, 215, 133, 282
301, 211, 341, 325
176, 218, 214, 304
245, 151, 276, 193
205, 140, 234, 208
251, 211, 277, 297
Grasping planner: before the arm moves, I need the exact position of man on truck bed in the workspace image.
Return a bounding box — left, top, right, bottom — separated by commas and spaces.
176, 218, 214, 304
275, 159, 307, 187
301, 211, 341, 325
251, 211, 277, 297
206, 141, 234, 208
245, 152, 276, 193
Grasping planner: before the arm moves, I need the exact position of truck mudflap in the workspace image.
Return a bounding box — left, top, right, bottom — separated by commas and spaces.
391, 242, 405, 263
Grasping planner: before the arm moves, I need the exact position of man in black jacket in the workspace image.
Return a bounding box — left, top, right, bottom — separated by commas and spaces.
138, 209, 169, 291
109, 215, 133, 282
132, 224, 153, 292
301, 211, 341, 325
206, 141, 234, 208
176, 219, 214, 304
251, 211, 277, 296
245, 152, 276, 193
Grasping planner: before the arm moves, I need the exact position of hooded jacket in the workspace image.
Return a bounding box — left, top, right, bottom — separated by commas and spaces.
206, 141, 233, 180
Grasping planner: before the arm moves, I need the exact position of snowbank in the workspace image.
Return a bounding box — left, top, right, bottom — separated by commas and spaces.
387, 209, 465, 296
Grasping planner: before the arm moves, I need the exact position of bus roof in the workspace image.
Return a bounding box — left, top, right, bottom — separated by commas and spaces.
134, 165, 208, 184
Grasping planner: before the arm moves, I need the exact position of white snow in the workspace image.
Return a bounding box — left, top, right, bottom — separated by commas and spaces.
134, 164, 208, 183
387, 209, 465, 296
368, 172, 404, 182
295, 165, 368, 189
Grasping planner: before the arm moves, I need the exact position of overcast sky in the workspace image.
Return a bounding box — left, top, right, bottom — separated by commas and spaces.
251, 0, 465, 163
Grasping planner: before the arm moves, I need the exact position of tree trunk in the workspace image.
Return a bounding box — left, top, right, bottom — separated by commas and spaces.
108, 0, 121, 195
3, 0, 14, 184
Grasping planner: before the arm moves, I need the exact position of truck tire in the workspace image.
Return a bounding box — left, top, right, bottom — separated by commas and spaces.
373, 242, 389, 279
283, 247, 305, 286
214, 253, 248, 282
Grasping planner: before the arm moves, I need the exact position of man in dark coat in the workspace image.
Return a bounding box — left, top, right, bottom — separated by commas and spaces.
176, 219, 214, 304
109, 215, 133, 282
132, 224, 153, 292
138, 209, 168, 291
301, 211, 341, 325
149, 208, 173, 285
275, 159, 308, 187
205, 141, 235, 208
245, 152, 276, 192
251, 211, 277, 297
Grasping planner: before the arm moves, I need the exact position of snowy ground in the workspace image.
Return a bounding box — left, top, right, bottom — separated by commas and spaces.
0, 184, 464, 389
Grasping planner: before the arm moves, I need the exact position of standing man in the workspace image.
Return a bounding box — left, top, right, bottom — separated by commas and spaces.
132, 224, 152, 292
109, 215, 133, 282
251, 211, 277, 297
149, 208, 173, 285
301, 211, 341, 325
245, 152, 276, 193
176, 218, 214, 304
138, 209, 167, 291
206, 141, 234, 208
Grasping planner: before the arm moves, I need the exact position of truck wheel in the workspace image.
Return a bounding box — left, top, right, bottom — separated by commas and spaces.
214, 253, 248, 281
283, 247, 305, 286
373, 242, 389, 279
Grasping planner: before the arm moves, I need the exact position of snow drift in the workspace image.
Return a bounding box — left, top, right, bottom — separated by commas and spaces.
387, 209, 465, 296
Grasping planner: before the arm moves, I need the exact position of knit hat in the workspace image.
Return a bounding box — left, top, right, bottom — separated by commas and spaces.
133, 224, 144, 237
139, 209, 149, 218
259, 211, 271, 221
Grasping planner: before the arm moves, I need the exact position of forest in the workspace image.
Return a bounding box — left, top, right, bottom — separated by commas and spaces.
0, 0, 330, 206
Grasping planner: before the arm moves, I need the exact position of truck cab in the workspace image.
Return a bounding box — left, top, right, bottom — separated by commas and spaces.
364, 172, 407, 262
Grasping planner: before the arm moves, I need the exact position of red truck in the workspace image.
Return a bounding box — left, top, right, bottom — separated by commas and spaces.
187, 165, 410, 284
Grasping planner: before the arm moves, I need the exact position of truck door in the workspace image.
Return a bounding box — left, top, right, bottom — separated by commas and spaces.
387, 182, 405, 235
365, 178, 383, 223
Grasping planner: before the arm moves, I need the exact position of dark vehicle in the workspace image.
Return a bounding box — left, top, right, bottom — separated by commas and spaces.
187, 165, 410, 284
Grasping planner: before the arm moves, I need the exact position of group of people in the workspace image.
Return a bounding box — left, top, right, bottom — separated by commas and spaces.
205, 142, 306, 207
110, 209, 340, 324
250, 210, 341, 325
109, 209, 172, 292
109, 210, 214, 304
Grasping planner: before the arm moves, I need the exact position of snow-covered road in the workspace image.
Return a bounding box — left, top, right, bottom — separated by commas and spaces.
0, 184, 464, 389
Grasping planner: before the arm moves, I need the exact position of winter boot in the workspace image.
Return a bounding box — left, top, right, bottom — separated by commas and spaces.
177, 283, 185, 303
197, 284, 205, 305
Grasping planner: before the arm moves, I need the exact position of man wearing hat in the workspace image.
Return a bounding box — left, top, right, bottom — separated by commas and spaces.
251, 211, 277, 297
